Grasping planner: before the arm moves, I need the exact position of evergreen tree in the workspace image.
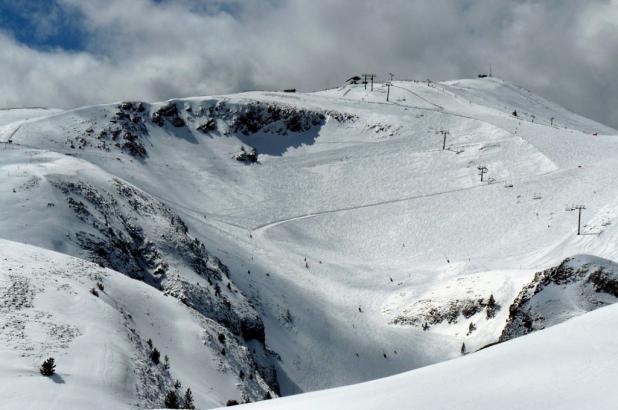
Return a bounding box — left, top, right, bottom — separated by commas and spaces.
461, 342, 466, 355
164, 355, 170, 370
486, 294, 497, 319
487, 294, 496, 308
150, 348, 161, 364
40, 357, 56, 376
183, 388, 195, 409
164, 390, 180, 409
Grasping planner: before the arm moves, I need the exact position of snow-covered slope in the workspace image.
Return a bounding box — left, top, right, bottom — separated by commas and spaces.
0, 239, 268, 409
2, 77, 618, 408
227, 303, 618, 410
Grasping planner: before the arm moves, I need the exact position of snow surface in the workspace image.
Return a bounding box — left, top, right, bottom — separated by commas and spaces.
0, 239, 243, 409
227, 302, 618, 410
2, 77, 618, 408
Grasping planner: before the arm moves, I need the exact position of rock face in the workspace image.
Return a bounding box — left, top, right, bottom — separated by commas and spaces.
391, 295, 500, 329
227, 102, 326, 135
500, 256, 618, 342
47, 175, 279, 400
152, 102, 186, 128
236, 146, 259, 164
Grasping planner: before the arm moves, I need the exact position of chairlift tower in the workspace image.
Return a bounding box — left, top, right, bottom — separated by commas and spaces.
438, 130, 450, 150
477, 165, 488, 182
362, 74, 377, 91
568, 205, 586, 235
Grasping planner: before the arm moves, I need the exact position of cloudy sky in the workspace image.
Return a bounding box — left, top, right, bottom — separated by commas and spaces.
1, 0, 617, 127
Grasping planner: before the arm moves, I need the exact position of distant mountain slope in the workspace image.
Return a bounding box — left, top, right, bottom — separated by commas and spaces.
0, 108, 61, 126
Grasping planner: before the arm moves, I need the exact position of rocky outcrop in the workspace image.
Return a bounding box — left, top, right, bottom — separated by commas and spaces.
500, 256, 618, 342
392, 295, 500, 330
48, 175, 279, 398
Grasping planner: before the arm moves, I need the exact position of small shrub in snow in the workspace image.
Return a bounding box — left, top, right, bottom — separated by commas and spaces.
90, 287, 99, 297
40, 357, 56, 376
226, 400, 239, 407
461, 342, 466, 355
218, 333, 226, 344
96, 282, 104, 291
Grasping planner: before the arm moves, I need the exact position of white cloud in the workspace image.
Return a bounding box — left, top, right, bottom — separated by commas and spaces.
1, 0, 617, 127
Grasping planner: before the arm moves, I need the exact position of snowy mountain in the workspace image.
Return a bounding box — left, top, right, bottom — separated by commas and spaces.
1, 77, 618, 409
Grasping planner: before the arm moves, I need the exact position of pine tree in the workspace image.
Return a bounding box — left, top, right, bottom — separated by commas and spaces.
486, 294, 497, 319
183, 388, 195, 409
461, 342, 466, 355
40, 357, 56, 376
174, 379, 182, 390
487, 294, 496, 308
164, 355, 170, 370
164, 390, 180, 409
150, 348, 161, 364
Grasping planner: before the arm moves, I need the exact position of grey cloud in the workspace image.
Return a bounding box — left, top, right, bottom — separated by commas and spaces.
1, 0, 617, 128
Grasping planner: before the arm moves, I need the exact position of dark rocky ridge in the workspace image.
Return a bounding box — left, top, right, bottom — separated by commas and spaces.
48, 175, 279, 399
500, 256, 618, 342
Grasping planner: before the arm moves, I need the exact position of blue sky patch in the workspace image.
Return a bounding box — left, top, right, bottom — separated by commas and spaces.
0, 0, 86, 51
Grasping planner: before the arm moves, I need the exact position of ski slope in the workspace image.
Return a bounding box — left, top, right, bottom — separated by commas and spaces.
1, 77, 618, 408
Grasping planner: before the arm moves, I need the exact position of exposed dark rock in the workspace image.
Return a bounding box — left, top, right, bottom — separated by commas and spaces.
197, 119, 217, 133
500, 256, 618, 342
391, 295, 500, 330
235, 147, 258, 164
152, 102, 185, 128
